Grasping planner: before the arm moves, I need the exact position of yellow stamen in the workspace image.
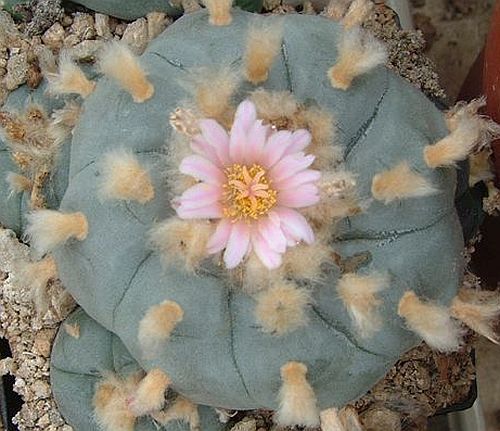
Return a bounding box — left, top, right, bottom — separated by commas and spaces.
223, 164, 277, 221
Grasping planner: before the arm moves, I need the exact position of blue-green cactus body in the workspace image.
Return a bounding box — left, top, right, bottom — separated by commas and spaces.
71, 0, 182, 20
49, 9, 465, 421
0, 134, 23, 233
51, 308, 222, 430
0, 83, 71, 234
71, 0, 264, 20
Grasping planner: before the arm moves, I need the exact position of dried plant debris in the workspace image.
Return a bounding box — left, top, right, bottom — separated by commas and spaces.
363, 4, 446, 101
354, 340, 476, 428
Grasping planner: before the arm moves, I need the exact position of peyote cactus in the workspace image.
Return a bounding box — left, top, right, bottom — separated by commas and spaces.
2, 1, 500, 430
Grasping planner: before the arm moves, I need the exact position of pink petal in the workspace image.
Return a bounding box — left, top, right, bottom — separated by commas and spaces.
278, 184, 319, 208
229, 101, 257, 164
283, 129, 312, 156
274, 169, 321, 191
191, 135, 220, 166
251, 232, 282, 269
223, 221, 251, 269
262, 130, 293, 168
234, 100, 257, 131
229, 122, 246, 164
274, 207, 315, 244
199, 119, 231, 167
179, 155, 226, 185
268, 153, 315, 184
268, 210, 281, 226
258, 217, 287, 253
281, 227, 299, 247
244, 120, 269, 164
207, 218, 232, 254
176, 202, 223, 219
177, 183, 221, 209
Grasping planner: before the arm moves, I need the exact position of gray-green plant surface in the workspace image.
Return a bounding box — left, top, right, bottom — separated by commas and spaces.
71, 0, 263, 19
0, 82, 71, 234
0, 8, 475, 430
51, 308, 222, 430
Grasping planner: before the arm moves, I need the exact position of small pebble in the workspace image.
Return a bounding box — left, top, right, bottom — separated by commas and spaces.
361, 406, 401, 431
147, 12, 171, 41
95, 13, 113, 39
69, 13, 96, 41
5, 51, 28, 90
68, 39, 104, 61
62, 16, 73, 27
64, 323, 80, 339
230, 418, 257, 431
32, 380, 51, 399
122, 18, 149, 55
114, 23, 127, 37
42, 23, 65, 50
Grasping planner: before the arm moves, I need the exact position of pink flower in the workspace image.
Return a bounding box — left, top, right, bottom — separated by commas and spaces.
174, 100, 320, 269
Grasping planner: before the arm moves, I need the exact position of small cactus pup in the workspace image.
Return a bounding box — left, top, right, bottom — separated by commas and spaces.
9, 2, 495, 430
70, 0, 264, 20
51, 308, 222, 430
0, 80, 77, 235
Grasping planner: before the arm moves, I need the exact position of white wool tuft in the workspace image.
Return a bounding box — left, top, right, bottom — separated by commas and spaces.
320, 408, 345, 431
398, 291, 464, 352
342, 0, 374, 29
184, 66, 240, 124
48, 101, 82, 148
244, 20, 283, 84
47, 52, 95, 98
99, 150, 155, 203
138, 300, 184, 358
255, 282, 310, 335
276, 361, 320, 427
15, 256, 57, 315
64, 323, 80, 339
100, 41, 154, 103
127, 369, 171, 417
451, 288, 500, 344
149, 218, 214, 271
328, 27, 387, 90
150, 397, 200, 430
323, 0, 350, 21
24, 210, 88, 255
93, 372, 140, 431
337, 272, 387, 338
6, 172, 32, 195
338, 406, 363, 431
425, 98, 500, 168
371, 161, 437, 204
202, 0, 233, 25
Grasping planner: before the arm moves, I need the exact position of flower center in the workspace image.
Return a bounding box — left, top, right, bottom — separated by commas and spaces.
222, 164, 277, 221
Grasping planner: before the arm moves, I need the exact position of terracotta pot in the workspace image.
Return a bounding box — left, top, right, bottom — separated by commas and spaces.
484, 0, 500, 185
459, 2, 500, 287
